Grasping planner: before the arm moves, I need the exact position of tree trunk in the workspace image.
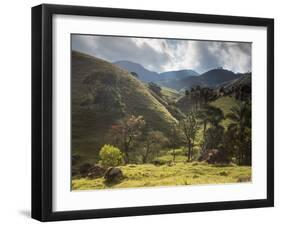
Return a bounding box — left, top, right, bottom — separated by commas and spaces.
172, 148, 176, 163
124, 146, 129, 164
143, 143, 150, 163
188, 140, 192, 162
203, 121, 207, 137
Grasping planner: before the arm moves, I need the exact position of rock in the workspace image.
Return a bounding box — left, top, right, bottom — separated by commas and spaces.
104, 167, 123, 183
87, 164, 107, 179
79, 163, 92, 177
199, 149, 230, 164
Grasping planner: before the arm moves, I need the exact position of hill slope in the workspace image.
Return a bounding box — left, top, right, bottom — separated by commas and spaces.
72, 51, 178, 161
157, 70, 199, 90
114, 60, 159, 82
220, 73, 251, 91
177, 68, 241, 90
160, 69, 198, 80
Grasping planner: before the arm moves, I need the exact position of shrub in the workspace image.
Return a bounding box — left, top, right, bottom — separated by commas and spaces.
99, 145, 124, 167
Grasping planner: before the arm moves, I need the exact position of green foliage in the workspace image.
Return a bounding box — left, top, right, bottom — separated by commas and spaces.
180, 111, 199, 161
99, 145, 124, 167
148, 82, 162, 96
130, 71, 138, 78
139, 130, 168, 163
226, 101, 252, 165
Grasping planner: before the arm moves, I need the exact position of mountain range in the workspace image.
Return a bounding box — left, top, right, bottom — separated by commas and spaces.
114, 60, 243, 90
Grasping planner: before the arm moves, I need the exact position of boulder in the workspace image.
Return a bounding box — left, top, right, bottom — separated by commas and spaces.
79, 163, 92, 177
87, 164, 107, 179
104, 167, 123, 183
199, 149, 230, 164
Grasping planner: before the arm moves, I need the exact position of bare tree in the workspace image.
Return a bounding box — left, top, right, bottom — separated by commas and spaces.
110, 115, 145, 163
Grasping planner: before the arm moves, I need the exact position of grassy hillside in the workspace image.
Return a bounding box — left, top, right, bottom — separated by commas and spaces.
210, 96, 239, 128
175, 95, 193, 114
72, 51, 178, 163
222, 73, 251, 91
160, 86, 182, 102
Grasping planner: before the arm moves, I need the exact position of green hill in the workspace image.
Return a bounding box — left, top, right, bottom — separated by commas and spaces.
210, 96, 239, 128
72, 51, 178, 163
160, 86, 182, 102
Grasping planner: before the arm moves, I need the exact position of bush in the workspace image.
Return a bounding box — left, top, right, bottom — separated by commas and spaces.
99, 145, 124, 167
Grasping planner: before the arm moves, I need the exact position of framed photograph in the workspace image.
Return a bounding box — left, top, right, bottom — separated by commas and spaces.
32, 4, 274, 221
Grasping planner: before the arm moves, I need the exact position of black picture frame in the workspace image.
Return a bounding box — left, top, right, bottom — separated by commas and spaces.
32, 4, 274, 222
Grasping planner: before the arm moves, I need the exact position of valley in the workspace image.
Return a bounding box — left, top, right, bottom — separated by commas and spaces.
71, 50, 252, 190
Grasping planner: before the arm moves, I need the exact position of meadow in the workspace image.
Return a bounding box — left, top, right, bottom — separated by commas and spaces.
72, 152, 251, 190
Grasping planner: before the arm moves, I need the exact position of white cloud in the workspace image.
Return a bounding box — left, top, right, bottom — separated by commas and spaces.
72, 35, 251, 74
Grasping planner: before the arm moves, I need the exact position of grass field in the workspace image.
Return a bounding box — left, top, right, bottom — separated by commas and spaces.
72, 161, 251, 190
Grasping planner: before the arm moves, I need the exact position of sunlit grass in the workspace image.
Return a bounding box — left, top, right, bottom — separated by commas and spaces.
72, 161, 251, 190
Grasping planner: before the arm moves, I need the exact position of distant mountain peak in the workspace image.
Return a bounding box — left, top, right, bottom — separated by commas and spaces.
114, 60, 159, 83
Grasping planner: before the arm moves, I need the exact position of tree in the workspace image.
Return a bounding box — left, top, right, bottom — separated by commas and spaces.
200, 87, 213, 106
81, 72, 125, 114
219, 87, 225, 96
224, 125, 239, 163
198, 105, 224, 153
193, 86, 201, 110
140, 131, 168, 163
207, 106, 225, 128
148, 82, 162, 96
226, 101, 251, 165
110, 115, 146, 163
204, 125, 225, 150
180, 111, 199, 161
99, 144, 124, 167
130, 72, 139, 78
168, 123, 182, 163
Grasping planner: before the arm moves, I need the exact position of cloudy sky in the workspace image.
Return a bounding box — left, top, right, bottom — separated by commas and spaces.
72, 35, 251, 74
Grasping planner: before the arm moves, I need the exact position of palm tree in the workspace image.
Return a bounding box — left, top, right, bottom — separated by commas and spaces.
226, 101, 251, 165
198, 106, 224, 136
198, 106, 225, 154
208, 106, 225, 127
